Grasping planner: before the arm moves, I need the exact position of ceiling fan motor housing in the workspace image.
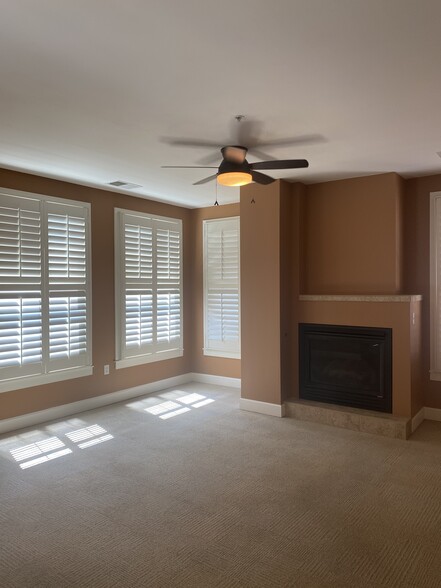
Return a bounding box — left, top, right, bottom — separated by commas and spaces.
218, 158, 251, 176
221, 145, 248, 164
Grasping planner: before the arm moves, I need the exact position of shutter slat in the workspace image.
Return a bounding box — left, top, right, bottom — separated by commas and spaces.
49, 295, 88, 360
0, 203, 41, 281
48, 213, 87, 282
0, 297, 42, 368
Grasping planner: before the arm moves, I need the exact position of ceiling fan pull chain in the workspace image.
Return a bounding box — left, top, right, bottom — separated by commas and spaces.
214, 181, 219, 206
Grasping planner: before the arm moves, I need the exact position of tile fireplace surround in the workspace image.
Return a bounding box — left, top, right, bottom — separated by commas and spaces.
291, 294, 423, 439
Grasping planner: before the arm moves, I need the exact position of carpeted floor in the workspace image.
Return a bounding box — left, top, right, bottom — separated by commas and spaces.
1, 383, 441, 587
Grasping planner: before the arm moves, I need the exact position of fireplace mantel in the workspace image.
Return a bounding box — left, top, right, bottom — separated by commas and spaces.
299, 294, 422, 302
296, 295, 423, 422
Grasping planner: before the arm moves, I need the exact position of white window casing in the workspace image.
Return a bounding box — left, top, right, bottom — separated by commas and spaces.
203, 216, 240, 359
115, 209, 183, 369
0, 188, 92, 393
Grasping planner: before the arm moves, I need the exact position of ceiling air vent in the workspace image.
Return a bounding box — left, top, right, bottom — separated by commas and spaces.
108, 181, 142, 190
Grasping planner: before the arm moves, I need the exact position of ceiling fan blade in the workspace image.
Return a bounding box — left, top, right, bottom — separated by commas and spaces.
252, 171, 275, 185
162, 166, 218, 169
247, 147, 276, 161
251, 159, 309, 170
196, 151, 222, 166
161, 137, 222, 149
253, 134, 325, 149
193, 174, 217, 186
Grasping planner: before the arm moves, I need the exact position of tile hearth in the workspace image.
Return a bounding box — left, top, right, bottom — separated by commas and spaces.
285, 398, 410, 439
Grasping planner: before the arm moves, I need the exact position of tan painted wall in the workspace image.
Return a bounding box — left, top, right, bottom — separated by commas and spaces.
410, 300, 424, 416
240, 181, 282, 404
280, 182, 293, 400
304, 173, 404, 294
0, 168, 193, 420
190, 203, 241, 378
287, 182, 306, 400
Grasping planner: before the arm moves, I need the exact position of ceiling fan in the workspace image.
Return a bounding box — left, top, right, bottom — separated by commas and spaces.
162, 115, 318, 187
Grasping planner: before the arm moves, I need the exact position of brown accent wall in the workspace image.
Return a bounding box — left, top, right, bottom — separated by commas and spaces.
304, 173, 404, 294
0, 168, 193, 420
240, 181, 282, 404
280, 182, 293, 400
280, 182, 306, 400
404, 174, 441, 410
277, 182, 304, 401
190, 203, 241, 378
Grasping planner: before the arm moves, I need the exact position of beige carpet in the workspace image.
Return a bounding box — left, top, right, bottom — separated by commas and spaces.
1, 383, 441, 588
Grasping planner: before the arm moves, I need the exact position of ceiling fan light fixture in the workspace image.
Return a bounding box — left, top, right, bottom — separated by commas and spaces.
217, 171, 252, 187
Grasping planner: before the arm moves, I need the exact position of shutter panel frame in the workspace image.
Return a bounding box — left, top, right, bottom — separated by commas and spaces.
0, 188, 92, 393
115, 209, 183, 369
203, 216, 241, 359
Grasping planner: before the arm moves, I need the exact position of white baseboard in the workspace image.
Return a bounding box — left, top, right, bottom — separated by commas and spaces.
411, 407, 425, 433
189, 372, 241, 389
239, 397, 285, 417
0, 373, 192, 436
424, 406, 441, 422
410, 406, 441, 433
0, 372, 243, 436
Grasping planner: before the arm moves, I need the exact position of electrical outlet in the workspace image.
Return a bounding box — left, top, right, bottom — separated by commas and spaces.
412, 312, 416, 325
104, 364, 110, 375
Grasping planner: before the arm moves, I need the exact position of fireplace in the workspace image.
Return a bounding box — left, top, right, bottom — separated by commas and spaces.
299, 323, 392, 413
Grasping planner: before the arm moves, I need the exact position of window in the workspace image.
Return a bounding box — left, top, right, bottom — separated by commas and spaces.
203, 216, 240, 358
115, 209, 183, 368
431, 192, 441, 380
0, 188, 92, 393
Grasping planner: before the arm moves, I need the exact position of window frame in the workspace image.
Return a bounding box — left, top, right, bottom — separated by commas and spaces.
0, 187, 93, 394
114, 208, 183, 369
203, 216, 241, 360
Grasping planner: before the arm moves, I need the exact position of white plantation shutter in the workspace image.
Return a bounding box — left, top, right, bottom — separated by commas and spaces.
203, 217, 240, 358
0, 194, 43, 381
0, 189, 91, 392
46, 202, 89, 369
115, 210, 183, 367
431, 192, 441, 378
156, 224, 181, 347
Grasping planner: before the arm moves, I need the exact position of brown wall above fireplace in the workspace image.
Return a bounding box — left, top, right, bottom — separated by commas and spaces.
303, 173, 404, 295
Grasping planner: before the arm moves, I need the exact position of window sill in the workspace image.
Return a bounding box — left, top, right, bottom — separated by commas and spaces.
203, 349, 241, 360
115, 349, 183, 370
0, 366, 94, 394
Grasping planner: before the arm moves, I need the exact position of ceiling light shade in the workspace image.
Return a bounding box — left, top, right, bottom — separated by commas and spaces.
217, 171, 252, 187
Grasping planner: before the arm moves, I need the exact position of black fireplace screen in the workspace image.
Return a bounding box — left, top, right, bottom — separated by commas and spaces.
299, 323, 392, 413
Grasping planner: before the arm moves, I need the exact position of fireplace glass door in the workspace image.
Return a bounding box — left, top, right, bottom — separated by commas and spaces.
299, 324, 392, 413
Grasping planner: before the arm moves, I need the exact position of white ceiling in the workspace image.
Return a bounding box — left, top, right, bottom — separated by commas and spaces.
1, 0, 441, 207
